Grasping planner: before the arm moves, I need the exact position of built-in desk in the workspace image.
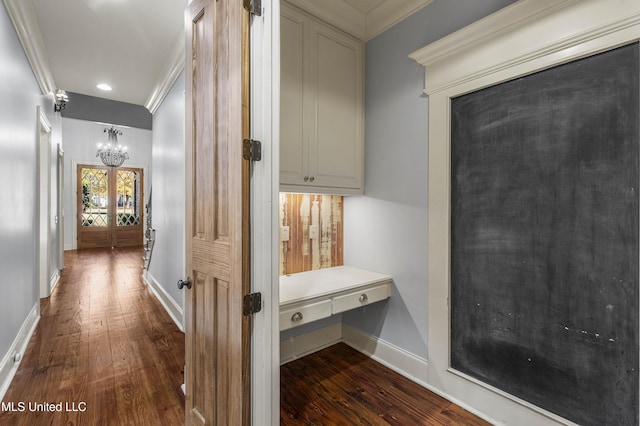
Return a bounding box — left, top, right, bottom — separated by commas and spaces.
279, 266, 392, 331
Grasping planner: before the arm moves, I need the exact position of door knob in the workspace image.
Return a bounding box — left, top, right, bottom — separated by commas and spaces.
178, 278, 192, 290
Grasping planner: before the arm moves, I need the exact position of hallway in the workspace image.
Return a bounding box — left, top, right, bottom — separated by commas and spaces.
0, 247, 185, 426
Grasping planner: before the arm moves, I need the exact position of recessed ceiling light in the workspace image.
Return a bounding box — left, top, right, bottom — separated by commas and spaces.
97, 83, 112, 91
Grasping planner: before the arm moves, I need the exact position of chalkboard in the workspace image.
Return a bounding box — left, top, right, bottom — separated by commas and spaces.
450, 43, 639, 426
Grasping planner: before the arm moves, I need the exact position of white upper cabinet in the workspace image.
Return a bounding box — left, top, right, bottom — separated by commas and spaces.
280, 3, 364, 194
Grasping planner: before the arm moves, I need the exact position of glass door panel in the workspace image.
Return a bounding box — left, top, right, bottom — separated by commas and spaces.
77, 165, 111, 249
81, 167, 109, 227
116, 170, 141, 226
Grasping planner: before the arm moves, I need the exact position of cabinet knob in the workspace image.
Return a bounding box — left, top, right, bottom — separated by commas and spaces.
359, 294, 368, 303
291, 312, 303, 322
309, 176, 315, 182
304, 176, 309, 182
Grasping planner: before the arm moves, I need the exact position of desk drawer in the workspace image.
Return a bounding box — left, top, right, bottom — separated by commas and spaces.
332, 283, 390, 314
280, 299, 332, 331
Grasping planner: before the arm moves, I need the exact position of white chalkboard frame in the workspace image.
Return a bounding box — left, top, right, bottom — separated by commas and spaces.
410, 1, 640, 425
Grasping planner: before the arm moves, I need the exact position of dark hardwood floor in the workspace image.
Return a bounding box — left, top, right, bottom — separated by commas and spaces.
2, 247, 489, 425
0, 247, 185, 426
281, 343, 491, 426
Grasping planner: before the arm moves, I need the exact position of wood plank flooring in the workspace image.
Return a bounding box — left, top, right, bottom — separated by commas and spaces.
281, 343, 491, 426
2, 247, 489, 425
0, 247, 185, 426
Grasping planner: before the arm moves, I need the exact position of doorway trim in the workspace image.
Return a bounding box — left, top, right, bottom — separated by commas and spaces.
70, 160, 149, 250
37, 106, 52, 299
57, 144, 64, 269
248, 0, 280, 423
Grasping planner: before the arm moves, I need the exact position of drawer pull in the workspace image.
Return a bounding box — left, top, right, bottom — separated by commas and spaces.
359, 294, 368, 303
291, 312, 303, 322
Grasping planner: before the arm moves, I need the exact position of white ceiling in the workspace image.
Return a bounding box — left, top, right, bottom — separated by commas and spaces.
8, 0, 430, 111
342, 0, 387, 14
30, 0, 185, 107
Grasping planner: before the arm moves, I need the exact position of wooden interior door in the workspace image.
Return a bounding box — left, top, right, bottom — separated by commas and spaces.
184, 0, 250, 424
77, 165, 144, 249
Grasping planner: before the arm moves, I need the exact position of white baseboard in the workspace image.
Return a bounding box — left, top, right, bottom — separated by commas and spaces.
49, 270, 60, 295
419, 378, 502, 425
279, 322, 497, 425
64, 243, 73, 251
342, 324, 429, 386
280, 322, 342, 365
278, 323, 429, 379
340, 325, 499, 424
142, 271, 184, 332
0, 302, 40, 401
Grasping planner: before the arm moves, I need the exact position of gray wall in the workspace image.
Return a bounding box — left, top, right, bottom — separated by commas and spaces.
0, 1, 60, 363
147, 70, 186, 314
343, 0, 517, 358
63, 92, 153, 130
62, 118, 152, 249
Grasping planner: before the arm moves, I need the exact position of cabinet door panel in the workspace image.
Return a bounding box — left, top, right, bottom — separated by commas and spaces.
311, 23, 363, 189
279, 3, 364, 194
280, 10, 308, 185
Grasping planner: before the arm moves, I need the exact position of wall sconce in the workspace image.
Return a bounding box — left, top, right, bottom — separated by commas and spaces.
54, 90, 69, 112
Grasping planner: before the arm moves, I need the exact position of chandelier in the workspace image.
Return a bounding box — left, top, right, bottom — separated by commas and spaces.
97, 127, 129, 167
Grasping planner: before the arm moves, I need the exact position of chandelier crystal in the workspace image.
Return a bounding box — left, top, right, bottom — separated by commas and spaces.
97, 127, 129, 167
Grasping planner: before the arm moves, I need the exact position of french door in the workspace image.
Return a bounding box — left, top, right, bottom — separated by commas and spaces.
77, 165, 144, 249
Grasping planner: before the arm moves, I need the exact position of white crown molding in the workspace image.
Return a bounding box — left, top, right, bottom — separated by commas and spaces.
285, 0, 432, 41
365, 0, 432, 41
408, 0, 592, 95
2, 0, 56, 95
409, 0, 579, 68
145, 31, 185, 114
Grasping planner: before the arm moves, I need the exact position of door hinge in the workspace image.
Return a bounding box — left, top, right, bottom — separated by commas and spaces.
243, 0, 262, 16
243, 139, 262, 162
243, 292, 262, 316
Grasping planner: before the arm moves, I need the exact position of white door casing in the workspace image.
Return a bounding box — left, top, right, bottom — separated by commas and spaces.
37, 106, 52, 299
